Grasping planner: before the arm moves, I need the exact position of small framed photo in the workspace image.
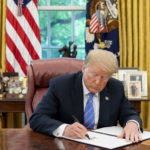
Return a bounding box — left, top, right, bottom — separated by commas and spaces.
128, 81, 141, 99
126, 71, 147, 97
118, 68, 139, 81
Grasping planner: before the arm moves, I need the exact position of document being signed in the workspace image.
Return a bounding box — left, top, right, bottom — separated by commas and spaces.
61, 126, 150, 149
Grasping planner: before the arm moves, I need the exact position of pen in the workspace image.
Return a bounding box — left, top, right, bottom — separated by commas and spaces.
72, 115, 91, 140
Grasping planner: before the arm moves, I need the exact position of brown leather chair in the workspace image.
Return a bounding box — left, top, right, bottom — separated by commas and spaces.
25, 58, 83, 122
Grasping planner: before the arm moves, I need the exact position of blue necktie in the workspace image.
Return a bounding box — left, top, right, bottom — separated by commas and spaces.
84, 93, 95, 129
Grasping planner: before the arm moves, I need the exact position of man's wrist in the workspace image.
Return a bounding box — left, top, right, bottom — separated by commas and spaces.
126, 120, 141, 132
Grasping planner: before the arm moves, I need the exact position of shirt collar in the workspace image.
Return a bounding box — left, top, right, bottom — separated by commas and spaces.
82, 78, 98, 97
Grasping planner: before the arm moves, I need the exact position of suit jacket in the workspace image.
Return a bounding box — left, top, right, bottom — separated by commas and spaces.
29, 71, 142, 135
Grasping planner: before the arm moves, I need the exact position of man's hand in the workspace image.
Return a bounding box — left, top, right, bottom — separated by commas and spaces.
118, 121, 142, 143
63, 122, 87, 139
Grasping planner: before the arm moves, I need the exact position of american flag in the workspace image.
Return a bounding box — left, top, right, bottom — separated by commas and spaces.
89, 11, 104, 33
86, 0, 119, 62
6, 0, 41, 76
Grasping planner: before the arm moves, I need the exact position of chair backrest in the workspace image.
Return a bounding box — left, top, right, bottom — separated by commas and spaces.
25, 58, 83, 122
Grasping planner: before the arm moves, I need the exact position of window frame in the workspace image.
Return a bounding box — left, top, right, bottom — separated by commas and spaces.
38, 6, 86, 59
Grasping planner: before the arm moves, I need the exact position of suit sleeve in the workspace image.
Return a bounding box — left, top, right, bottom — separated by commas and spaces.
29, 79, 64, 136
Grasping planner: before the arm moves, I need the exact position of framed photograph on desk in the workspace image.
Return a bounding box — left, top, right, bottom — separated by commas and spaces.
118, 68, 139, 97
118, 68, 139, 81
127, 81, 141, 99
126, 71, 147, 97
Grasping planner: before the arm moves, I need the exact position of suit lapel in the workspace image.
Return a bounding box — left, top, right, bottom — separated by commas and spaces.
71, 72, 84, 124
98, 86, 111, 128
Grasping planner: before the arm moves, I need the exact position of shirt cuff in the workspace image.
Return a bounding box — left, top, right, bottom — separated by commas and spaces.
52, 124, 68, 137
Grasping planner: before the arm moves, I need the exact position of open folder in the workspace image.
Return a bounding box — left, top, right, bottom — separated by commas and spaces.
60, 126, 150, 149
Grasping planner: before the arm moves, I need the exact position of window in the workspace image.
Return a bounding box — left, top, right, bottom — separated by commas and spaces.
38, 0, 86, 59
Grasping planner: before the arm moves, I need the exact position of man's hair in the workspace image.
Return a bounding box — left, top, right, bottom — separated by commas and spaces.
84, 49, 118, 74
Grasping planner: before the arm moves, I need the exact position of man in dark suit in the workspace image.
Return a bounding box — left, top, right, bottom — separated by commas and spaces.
30, 49, 142, 143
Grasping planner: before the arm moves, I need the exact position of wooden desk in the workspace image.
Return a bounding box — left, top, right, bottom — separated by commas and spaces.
0, 97, 25, 112
0, 128, 145, 150
0, 97, 25, 128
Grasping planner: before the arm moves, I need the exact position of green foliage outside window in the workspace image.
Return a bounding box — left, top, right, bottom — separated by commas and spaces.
38, 0, 86, 59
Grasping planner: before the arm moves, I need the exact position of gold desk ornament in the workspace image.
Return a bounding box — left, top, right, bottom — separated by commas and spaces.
5, 74, 27, 99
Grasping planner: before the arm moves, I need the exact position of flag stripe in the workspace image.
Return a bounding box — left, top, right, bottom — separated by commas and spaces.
90, 15, 104, 33
26, 1, 39, 26
6, 60, 14, 72
33, 0, 37, 7
6, 19, 32, 64
6, 33, 27, 75
6, 46, 25, 76
23, 5, 41, 42
90, 15, 99, 33
6, 7, 40, 59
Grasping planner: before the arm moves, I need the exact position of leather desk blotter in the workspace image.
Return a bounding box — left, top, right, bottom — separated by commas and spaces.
141, 140, 150, 150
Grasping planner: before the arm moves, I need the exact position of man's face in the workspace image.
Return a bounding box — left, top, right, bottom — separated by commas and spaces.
82, 64, 111, 93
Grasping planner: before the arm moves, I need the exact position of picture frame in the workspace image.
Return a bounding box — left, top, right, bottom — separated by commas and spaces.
126, 71, 147, 97
118, 67, 139, 81
127, 81, 141, 99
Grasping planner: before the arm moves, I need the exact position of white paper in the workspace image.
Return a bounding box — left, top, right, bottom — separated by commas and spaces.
93, 126, 123, 136
94, 126, 150, 141
61, 126, 150, 149
62, 131, 131, 149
